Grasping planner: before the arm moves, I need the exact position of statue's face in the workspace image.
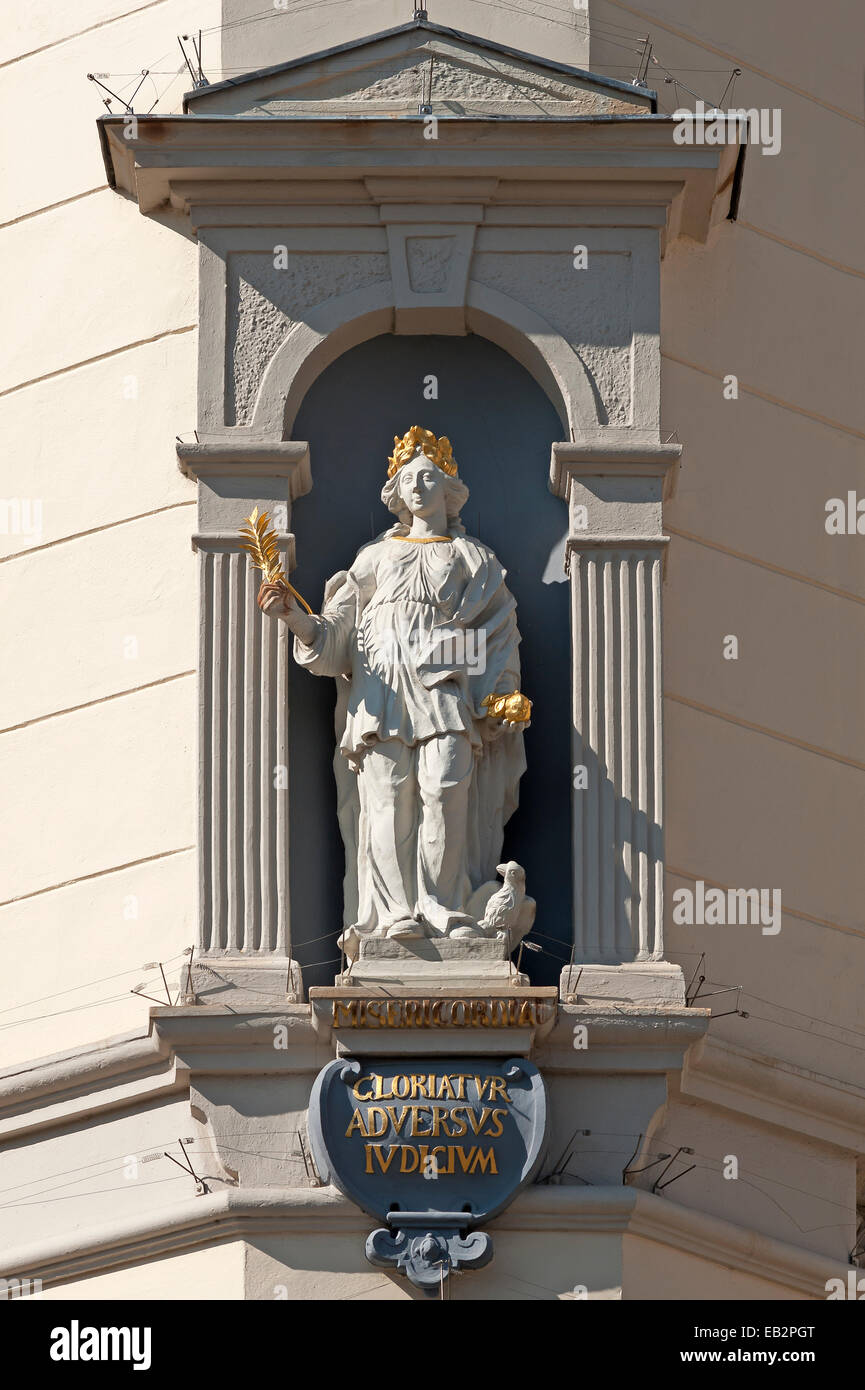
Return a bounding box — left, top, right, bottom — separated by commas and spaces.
397, 451, 447, 518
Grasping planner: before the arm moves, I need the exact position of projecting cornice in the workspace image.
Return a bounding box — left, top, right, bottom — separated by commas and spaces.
98, 113, 741, 245
1, 1181, 853, 1298
681, 1034, 865, 1155
6, 1008, 865, 1159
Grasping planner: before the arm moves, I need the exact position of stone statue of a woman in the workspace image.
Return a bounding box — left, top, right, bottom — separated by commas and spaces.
258, 426, 533, 954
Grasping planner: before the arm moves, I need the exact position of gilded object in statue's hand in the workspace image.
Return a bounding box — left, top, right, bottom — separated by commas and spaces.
482, 691, 532, 725
240, 506, 314, 615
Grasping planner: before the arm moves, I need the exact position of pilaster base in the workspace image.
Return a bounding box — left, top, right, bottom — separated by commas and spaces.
187, 954, 302, 1006
560, 962, 686, 1007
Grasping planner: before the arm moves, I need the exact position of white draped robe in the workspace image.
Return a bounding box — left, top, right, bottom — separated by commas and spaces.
294, 528, 526, 936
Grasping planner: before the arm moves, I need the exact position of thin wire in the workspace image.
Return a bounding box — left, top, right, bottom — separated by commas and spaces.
0, 1129, 310, 1202
647, 1155, 850, 1236
576, 1153, 849, 1236
295, 956, 342, 971
90, 0, 765, 127
0, 954, 188, 1016
0, 943, 350, 1031
207, 1145, 303, 1161
342, 1280, 394, 1299
464, 0, 646, 49
649, 55, 727, 110
602, 0, 863, 124
0, 994, 144, 1031
294, 928, 343, 948
699, 978, 865, 1051
0, 1151, 172, 1199
728, 1008, 865, 1058
0, 1120, 851, 1235
472, 0, 647, 40
566, 1132, 857, 1219
499, 1268, 586, 1298
0, 1140, 209, 1208
91, 0, 666, 114
146, 63, 187, 113
525, 927, 573, 947
199, 0, 644, 42
99, 58, 737, 81
466, 0, 640, 30
4, 1178, 183, 1209
202, 0, 638, 49
201, 0, 348, 39
0, 967, 184, 1030
92, 0, 348, 112
742, 988, 865, 1038
673, 956, 865, 1049
585, 66, 734, 73
0, 1163, 179, 1209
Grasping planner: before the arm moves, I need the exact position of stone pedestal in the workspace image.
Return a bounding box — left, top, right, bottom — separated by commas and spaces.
341, 937, 528, 990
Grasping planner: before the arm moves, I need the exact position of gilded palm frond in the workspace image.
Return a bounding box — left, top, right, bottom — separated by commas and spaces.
239, 507, 314, 615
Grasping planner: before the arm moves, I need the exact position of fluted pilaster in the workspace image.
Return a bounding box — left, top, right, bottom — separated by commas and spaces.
551, 435, 683, 1002
569, 544, 664, 962
177, 439, 311, 1001
197, 539, 290, 955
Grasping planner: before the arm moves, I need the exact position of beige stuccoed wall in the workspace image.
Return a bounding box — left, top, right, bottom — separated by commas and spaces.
243, 1226, 625, 1301
589, 0, 865, 1069
0, 0, 588, 1065
0, 2, 218, 1067
218, 0, 591, 73
36, 1243, 244, 1301
3, 0, 860, 1069
1, 0, 862, 1300
0, 1093, 194, 1253
623, 1237, 811, 1301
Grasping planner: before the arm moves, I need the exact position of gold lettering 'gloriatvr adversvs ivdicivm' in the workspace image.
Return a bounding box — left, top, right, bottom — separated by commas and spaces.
342, 1071, 513, 1177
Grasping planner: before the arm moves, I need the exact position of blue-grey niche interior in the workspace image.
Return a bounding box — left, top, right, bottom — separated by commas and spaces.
289, 333, 570, 987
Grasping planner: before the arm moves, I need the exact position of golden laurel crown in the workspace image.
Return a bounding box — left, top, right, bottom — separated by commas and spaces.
387, 425, 458, 479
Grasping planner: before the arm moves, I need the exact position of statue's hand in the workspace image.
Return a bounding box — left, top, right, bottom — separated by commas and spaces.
502, 712, 531, 732
481, 690, 532, 739
257, 581, 319, 645
257, 580, 292, 620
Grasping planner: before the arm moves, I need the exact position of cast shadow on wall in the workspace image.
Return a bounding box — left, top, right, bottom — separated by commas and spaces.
288, 333, 570, 988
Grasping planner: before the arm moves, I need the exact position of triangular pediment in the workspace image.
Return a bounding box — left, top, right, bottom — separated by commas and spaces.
185, 20, 654, 118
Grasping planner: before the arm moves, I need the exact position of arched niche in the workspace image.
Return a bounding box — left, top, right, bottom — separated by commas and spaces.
249, 281, 602, 443
287, 332, 573, 990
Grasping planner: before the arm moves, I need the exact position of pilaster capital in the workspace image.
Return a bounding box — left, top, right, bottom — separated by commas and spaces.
177, 438, 312, 492
177, 438, 312, 535
550, 433, 681, 549
550, 432, 681, 496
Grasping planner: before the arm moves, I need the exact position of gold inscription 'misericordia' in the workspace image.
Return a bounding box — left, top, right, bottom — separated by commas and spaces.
331, 997, 550, 1028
